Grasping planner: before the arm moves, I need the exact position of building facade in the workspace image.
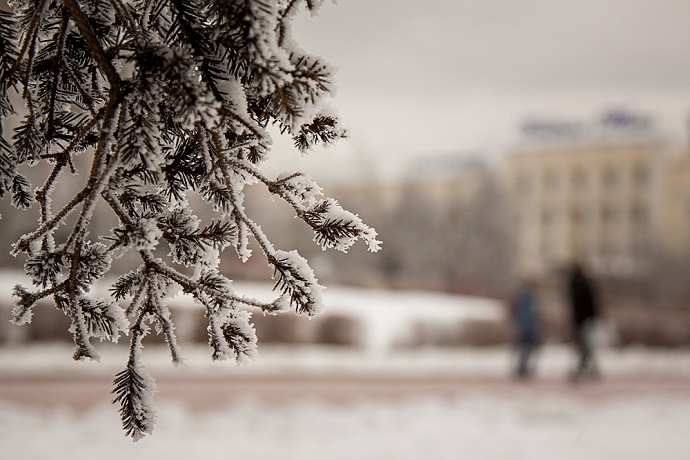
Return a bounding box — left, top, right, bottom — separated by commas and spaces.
660, 148, 690, 256
506, 140, 690, 278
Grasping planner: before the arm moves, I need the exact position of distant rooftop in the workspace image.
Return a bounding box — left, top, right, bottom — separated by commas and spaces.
517, 108, 664, 149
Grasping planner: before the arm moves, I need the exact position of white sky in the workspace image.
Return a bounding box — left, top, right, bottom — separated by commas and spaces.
268, 0, 690, 182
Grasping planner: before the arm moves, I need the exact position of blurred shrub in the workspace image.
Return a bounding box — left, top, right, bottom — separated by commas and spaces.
314, 314, 363, 346
609, 306, 690, 347
251, 313, 317, 344
457, 318, 513, 346
25, 301, 72, 342
399, 318, 511, 347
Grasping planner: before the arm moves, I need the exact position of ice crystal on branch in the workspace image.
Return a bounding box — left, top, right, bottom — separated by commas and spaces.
271, 249, 324, 315
0, 0, 380, 440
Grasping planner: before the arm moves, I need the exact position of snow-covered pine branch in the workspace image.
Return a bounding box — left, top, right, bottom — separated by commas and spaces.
0, 0, 380, 440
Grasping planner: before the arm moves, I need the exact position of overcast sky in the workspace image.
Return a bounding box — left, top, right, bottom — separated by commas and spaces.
269, 0, 690, 182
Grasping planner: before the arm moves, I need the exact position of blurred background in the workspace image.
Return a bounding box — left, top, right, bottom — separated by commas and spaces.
2, 0, 690, 458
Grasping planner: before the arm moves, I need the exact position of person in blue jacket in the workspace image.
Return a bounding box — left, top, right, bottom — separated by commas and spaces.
510, 277, 541, 379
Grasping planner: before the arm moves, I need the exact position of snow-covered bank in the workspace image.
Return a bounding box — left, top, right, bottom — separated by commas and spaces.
0, 273, 504, 350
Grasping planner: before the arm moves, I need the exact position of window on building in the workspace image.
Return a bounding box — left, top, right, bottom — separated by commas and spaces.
603, 166, 619, 189
541, 208, 553, 226
544, 170, 559, 191
515, 173, 531, 196
513, 210, 522, 228
601, 204, 619, 223
631, 203, 648, 223
581, 207, 590, 224
598, 240, 613, 257
571, 169, 587, 190
634, 163, 650, 187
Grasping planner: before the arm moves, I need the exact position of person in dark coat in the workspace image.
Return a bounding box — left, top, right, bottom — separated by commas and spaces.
567, 262, 600, 381
510, 277, 541, 379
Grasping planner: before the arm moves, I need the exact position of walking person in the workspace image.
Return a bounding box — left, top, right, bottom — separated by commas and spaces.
510, 276, 541, 379
566, 261, 601, 381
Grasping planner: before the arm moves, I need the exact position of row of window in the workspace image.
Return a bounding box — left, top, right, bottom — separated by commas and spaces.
514, 163, 651, 194
534, 237, 651, 262
515, 203, 649, 227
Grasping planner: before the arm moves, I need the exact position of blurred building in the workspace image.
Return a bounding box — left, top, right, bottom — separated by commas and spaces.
506, 110, 690, 278
508, 141, 662, 277
661, 148, 690, 256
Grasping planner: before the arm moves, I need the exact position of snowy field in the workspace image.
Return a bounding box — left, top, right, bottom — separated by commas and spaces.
3, 388, 690, 460
2, 344, 690, 460
2, 275, 690, 459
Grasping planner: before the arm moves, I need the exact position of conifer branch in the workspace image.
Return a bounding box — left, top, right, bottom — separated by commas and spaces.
5, 0, 48, 87
113, 306, 157, 440
217, 151, 276, 259
137, 250, 281, 313
2, 0, 379, 439
62, 0, 123, 90
105, 0, 139, 39
67, 232, 99, 361
44, 11, 69, 138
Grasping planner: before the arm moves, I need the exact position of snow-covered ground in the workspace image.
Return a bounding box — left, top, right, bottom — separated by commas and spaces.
2, 273, 690, 459
2, 343, 690, 460
3, 388, 690, 460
